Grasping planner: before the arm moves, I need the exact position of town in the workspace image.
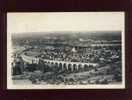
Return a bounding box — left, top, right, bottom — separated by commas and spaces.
11, 31, 122, 85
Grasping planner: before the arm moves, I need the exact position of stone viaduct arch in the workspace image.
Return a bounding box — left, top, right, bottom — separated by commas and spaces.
21, 54, 98, 72
42, 59, 98, 72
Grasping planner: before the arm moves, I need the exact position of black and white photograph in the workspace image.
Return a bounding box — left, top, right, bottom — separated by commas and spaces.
7, 12, 125, 89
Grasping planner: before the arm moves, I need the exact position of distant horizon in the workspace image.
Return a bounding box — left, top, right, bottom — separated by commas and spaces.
12, 31, 121, 41
12, 30, 121, 35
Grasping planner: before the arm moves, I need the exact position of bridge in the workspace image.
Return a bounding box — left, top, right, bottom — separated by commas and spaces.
21, 54, 99, 72
43, 59, 98, 71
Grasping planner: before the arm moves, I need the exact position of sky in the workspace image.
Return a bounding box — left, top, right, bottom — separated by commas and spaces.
7, 12, 124, 34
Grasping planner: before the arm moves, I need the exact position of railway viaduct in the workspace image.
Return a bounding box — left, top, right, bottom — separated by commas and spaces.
21, 54, 99, 72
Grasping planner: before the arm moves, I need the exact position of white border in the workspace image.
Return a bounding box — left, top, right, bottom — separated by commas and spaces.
7, 12, 125, 89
